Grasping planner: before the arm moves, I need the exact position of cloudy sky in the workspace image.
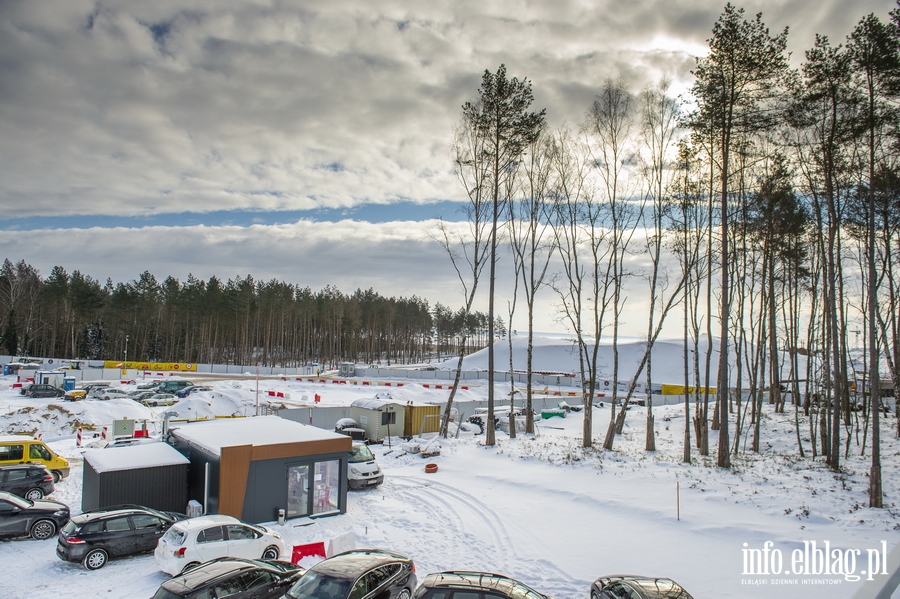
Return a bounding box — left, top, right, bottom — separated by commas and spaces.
0, 0, 894, 335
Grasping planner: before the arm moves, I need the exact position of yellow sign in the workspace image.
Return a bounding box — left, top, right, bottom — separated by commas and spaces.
661, 384, 716, 395
104, 361, 197, 372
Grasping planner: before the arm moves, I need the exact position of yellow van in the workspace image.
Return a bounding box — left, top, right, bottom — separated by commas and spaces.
0, 435, 70, 482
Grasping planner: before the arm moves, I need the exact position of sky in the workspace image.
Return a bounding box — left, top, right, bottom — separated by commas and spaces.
0, 0, 896, 335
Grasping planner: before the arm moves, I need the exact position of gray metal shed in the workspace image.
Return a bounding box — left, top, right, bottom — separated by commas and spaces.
82, 443, 189, 513
351, 396, 406, 442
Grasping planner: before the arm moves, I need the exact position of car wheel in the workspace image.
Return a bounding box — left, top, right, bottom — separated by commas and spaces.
51, 470, 62, 483
262, 545, 280, 560
30, 519, 56, 540
24, 487, 44, 500
398, 589, 412, 599
591, 591, 600, 599
83, 548, 108, 570
181, 561, 201, 574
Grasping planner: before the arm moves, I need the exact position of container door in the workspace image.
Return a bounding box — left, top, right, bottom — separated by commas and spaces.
312, 460, 340, 515
287, 464, 310, 518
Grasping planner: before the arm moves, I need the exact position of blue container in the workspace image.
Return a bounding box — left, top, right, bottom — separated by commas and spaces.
63, 377, 77, 391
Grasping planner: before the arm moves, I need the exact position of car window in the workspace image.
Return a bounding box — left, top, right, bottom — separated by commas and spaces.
240, 570, 277, 590
131, 514, 163, 529
5, 469, 27, 481
366, 565, 396, 592
82, 520, 103, 534
0, 499, 16, 512
198, 525, 225, 543
0, 444, 24, 461
213, 575, 245, 598
161, 527, 186, 545
604, 584, 635, 599
226, 524, 260, 540
450, 592, 481, 599
348, 576, 368, 599
105, 517, 132, 532
29, 444, 51, 460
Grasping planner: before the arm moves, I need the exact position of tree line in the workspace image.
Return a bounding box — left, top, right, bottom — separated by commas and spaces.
0, 261, 503, 367
439, 2, 900, 509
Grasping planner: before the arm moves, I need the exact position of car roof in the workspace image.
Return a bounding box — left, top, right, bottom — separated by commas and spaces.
161, 559, 260, 594
71, 505, 159, 522
422, 572, 533, 595
311, 549, 410, 579
0, 463, 46, 470
173, 514, 241, 530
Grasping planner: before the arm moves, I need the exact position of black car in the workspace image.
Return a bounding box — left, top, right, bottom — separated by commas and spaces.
414, 571, 552, 599
0, 490, 70, 540
591, 575, 693, 599
153, 557, 304, 599
0, 464, 55, 500
20, 383, 65, 398
56, 504, 186, 570
286, 549, 416, 599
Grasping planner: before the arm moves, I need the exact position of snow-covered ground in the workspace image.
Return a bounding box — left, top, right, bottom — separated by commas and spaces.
1, 339, 898, 599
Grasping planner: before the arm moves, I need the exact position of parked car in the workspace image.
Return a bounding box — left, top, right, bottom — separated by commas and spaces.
20, 383, 65, 398
97, 388, 132, 401
84, 383, 111, 398
466, 406, 542, 434
142, 394, 177, 407
152, 557, 304, 599
591, 575, 693, 599
155, 514, 286, 576
64, 389, 87, 401
157, 380, 194, 394
128, 390, 157, 401
285, 549, 416, 599
414, 571, 552, 599
348, 442, 384, 490
176, 385, 212, 398
0, 464, 54, 500
57, 504, 187, 570
0, 435, 70, 482
0, 490, 69, 540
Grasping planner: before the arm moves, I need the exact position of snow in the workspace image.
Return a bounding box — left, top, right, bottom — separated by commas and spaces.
352, 398, 404, 410
83, 443, 189, 474
0, 336, 897, 599
170, 415, 348, 455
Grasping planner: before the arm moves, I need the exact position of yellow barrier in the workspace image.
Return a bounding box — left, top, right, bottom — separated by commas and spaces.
660, 384, 716, 395
103, 361, 198, 372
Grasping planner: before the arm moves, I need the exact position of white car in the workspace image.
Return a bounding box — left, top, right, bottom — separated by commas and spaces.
348, 442, 384, 489
97, 388, 132, 401
154, 514, 285, 575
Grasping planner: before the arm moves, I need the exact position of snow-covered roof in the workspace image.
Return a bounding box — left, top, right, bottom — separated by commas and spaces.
171, 415, 346, 456
84, 442, 189, 473
351, 398, 402, 410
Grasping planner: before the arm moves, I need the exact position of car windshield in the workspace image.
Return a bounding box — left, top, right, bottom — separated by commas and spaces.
349, 445, 375, 463
152, 588, 184, 599
161, 527, 186, 546
287, 570, 352, 599
61, 520, 79, 535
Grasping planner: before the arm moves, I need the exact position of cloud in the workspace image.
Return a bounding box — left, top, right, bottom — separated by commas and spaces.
6, 0, 889, 220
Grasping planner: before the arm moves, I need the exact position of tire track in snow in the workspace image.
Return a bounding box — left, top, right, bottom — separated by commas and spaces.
374, 475, 589, 599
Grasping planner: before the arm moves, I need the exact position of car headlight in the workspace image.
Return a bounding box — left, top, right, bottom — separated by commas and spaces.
350, 467, 361, 475
53, 510, 68, 517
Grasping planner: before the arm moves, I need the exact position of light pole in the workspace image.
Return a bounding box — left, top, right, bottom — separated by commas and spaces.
124, 335, 129, 365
